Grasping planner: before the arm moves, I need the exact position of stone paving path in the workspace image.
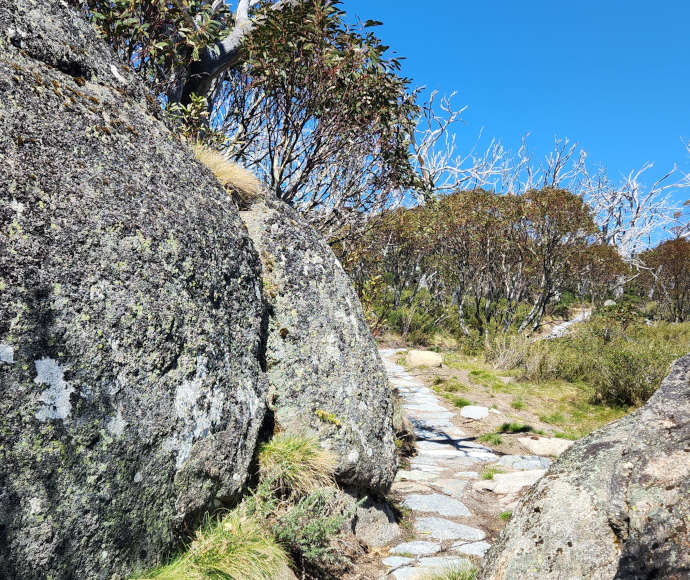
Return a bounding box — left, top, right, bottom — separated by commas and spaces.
378, 349, 556, 580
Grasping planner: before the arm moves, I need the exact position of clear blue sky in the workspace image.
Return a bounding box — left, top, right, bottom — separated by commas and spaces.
344, 0, 690, 203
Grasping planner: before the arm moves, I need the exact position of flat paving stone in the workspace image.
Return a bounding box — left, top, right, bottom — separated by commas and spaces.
452, 541, 492, 557
383, 556, 414, 568
391, 541, 441, 556
518, 436, 573, 456
474, 469, 545, 494
460, 405, 489, 420
497, 454, 552, 470
433, 478, 468, 497
455, 471, 480, 479
415, 517, 486, 541
395, 470, 437, 482
418, 556, 473, 569
402, 494, 471, 517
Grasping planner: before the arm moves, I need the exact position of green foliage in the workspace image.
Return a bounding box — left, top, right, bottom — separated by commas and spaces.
424, 567, 478, 580
314, 409, 342, 427
497, 422, 534, 434
272, 488, 352, 571
258, 433, 336, 498
481, 466, 505, 480
144, 509, 289, 580
478, 433, 503, 446
498, 511, 512, 521
70, 0, 230, 93
510, 398, 525, 410
519, 320, 690, 406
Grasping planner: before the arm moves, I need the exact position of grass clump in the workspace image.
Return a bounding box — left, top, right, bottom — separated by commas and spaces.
498, 510, 512, 521
314, 409, 342, 427
146, 510, 289, 580
424, 566, 478, 580
510, 398, 525, 410
192, 143, 263, 209
497, 422, 534, 434
481, 466, 505, 480
478, 433, 503, 446
258, 433, 336, 498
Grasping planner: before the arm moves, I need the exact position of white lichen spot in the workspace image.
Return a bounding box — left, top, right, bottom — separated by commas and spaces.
34, 358, 74, 421
0, 344, 14, 364
347, 448, 360, 464
28, 497, 44, 515
133, 471, 143, 483
110, 63, 126, 84
106, 410, 127, 437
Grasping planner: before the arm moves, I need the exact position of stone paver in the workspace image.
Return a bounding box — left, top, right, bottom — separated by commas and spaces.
383, 556, 414, 567
378, 349, 558, 579
497, 454, 552, 470
402, 493, 471, 517
415, 517, 486, 541
391, 541, 441, 556
518, 436, 573, 456
474, 469, 545, 494
452, 540, 492, 557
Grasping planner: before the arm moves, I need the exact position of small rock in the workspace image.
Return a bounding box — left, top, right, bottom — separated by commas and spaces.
391, 541, 442, 556
406, 350, 443, 368
352, 496, 400, 547
415, 517, 486, 541
452, 540, 492, 557
403, 494, 471, 517
518, 436, 573, 457
461, 406, 489, 420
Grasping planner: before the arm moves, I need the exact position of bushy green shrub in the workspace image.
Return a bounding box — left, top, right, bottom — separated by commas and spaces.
272, 488, 352, 571
518, 320, 690, 406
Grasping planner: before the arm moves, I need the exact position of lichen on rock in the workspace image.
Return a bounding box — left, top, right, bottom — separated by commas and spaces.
241, 198, 397, 494
0, 1, 267, 577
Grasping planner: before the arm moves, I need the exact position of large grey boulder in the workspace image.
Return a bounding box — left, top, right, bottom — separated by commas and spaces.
0, 2, 267, 578
241, 199, 397, 493
479, 355, 690, 580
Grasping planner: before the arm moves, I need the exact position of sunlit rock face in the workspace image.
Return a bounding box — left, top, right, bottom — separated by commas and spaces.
0, 1, 267, 577
479, 354, 690, 580
242, 198, 397, 494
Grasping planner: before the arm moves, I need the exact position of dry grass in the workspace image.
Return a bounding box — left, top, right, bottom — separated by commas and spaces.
423, 566, 478, 580
144, 510, 289, 580
258, 433, 337, 498
192, 143, 263, 209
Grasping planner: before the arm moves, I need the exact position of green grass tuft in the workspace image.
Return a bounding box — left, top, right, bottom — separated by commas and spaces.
497, 422, 534, 434
499, 510, 512, 521
258, 433, 336, 498
481, 466, 505, 480
144, 510, 289, 580
510, 398, 525, 410
424, 566, 478, 580
478, 433, 503, 446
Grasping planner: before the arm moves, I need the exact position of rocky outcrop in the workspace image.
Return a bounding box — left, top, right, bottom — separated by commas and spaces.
479, 355, 690, 580
0, 1, 267, 577
241, 199, 397, 493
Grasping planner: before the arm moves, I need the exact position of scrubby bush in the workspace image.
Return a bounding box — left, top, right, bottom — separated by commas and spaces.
514, 318, 690, 406
272, 488, 353, 572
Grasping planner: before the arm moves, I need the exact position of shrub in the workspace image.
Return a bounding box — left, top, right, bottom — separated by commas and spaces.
258, 433, 336, 498
497, 422, 534, 434
147, 510, 289, 580
272, 488, 352, 571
